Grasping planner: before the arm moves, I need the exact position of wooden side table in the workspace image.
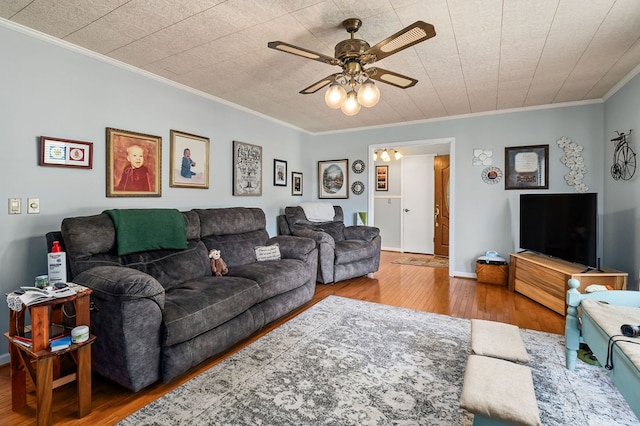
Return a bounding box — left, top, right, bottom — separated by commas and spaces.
4, 287, 95, 426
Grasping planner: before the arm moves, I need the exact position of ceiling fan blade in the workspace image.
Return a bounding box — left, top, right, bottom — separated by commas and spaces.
361, 21, 436, 63
367, 67, 418, 89
299, 74, 340, 94
268, 41, 341, 66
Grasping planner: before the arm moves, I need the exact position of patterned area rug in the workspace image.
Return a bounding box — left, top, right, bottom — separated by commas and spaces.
119, 296, 639, 426
391, 255, 449, 268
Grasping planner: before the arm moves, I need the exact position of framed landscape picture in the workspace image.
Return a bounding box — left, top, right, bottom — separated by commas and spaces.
169, 130, 209, 189
106, 127, 161, 197
233, 140, 262, 196
318, 159, 348, 199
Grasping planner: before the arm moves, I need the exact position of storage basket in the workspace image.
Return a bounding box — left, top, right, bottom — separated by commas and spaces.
476, 261, 508, 286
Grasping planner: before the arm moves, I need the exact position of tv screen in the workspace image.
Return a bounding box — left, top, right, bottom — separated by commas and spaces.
519, 193, 597, 267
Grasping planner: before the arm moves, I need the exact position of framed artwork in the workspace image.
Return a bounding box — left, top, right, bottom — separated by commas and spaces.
169, 130, 209, 189
233, 140, 262, 196
106, 127, 161, 197
40, 136, 93, 169
292, 171, 303, 196
318, 159, 349, 199
505, 145, 549, 190
376, 165, 388, 191
274, 159, 287, 186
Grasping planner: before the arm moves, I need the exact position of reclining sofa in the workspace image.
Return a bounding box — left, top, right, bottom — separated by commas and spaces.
48, 207, 317, 391
278, 205, 381, 283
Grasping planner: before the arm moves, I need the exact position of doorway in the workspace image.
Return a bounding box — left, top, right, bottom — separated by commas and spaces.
368, 138, 455, 276
401, 154, 435, 254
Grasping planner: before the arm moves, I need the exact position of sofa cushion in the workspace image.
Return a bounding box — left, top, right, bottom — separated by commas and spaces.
229, 258, 311, 301
311, 222, 345, 242
334, 239, 380, 265
163, 276, 261, 346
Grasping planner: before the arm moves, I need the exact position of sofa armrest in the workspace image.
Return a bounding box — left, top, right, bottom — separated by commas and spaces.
267, 235, 317, 261
71, 265, 165, 391
344, 225, 380, 242
73, 266, 165, 309
290, 226, 335, 248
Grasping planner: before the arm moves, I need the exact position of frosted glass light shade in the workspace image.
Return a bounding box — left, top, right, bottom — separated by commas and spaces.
325, 83, 347, 109
341, 90, 361, 116
381, 149, 391, 162
357, 80, 380, 108
394, 150, 403, 160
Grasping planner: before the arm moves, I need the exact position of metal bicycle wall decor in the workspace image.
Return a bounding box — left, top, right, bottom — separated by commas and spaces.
610, 130, 636, 181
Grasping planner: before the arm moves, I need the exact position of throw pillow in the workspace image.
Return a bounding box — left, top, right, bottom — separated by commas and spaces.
254, 244, 281, 261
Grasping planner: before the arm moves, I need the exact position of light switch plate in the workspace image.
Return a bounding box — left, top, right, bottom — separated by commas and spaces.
8, 198, 21, 214
28, 198, 40, 214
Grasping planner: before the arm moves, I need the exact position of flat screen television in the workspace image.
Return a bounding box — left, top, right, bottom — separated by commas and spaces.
519, 193, 597, 267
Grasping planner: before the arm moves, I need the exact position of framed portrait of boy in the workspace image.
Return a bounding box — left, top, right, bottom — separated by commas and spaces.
106, 127, 162, 197
274, 159, 287, 186
170, 130, 210, 189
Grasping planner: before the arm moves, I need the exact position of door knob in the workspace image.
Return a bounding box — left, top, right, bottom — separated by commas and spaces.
403, 208, 410, 212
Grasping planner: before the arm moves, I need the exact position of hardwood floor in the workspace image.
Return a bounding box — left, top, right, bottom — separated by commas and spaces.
0, 251, 564, 425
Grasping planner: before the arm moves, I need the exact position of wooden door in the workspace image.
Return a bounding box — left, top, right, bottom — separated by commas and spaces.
434, 155, 450, 256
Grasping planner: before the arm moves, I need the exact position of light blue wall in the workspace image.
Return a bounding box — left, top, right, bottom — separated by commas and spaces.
0, 21, 635, 360
603, 71, 640, 290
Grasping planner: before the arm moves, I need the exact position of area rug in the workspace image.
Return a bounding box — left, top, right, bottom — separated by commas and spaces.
391, 255, 449, 269
119, 296, 639, 426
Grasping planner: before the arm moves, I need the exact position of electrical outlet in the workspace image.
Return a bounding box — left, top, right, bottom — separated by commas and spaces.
27, 198, 40, 214
8, 198, 21, 214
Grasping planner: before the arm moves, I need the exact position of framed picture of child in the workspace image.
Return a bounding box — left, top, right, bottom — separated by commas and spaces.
169, 130, 210, 189
106, 127, 162, 197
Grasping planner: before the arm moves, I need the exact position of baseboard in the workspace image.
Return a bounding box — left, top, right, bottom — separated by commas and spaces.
0, 352, 10, 366
381, 247, 401, 252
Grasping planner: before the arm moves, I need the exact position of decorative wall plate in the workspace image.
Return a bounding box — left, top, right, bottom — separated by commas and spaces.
351, 180, 365, 195
481, 166, 502, 184
352, 159, 365, 174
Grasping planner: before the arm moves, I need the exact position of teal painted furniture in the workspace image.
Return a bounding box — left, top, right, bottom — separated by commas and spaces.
566, 278, 640, 419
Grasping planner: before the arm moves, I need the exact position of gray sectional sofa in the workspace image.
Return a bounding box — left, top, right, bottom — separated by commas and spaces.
48, 207, 318, 392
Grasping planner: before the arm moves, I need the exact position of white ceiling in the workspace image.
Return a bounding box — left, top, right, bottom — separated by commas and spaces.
3, 0, 640, 134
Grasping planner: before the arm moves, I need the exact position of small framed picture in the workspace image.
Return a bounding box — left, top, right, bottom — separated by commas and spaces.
106, 127, 161, 197
292, 171, 303, 196
274, 159, 287, 186
376, 165, 388, 191
233, 140, 262, 196
170, 130, 209, 189
318, 159, 349, 199
40, 136, 93, 169
505, 145, 549, 190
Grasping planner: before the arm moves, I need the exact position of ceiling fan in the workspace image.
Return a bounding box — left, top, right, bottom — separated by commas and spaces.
268, 18, 436, 115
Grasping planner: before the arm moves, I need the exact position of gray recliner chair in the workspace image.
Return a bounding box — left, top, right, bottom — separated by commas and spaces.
278, 205, 381, 284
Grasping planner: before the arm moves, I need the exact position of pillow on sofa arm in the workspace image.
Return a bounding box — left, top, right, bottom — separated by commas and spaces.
267, 235, 317, 261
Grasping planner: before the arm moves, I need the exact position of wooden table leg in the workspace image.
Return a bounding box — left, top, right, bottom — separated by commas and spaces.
10, 343, 27, 410
36, 356, 53, 426
76, 344, 92, 417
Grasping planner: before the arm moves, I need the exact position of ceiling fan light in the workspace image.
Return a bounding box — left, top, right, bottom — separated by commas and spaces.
357, 79, 380, 107
381, 149, 391, 162
341, 90, 361, 116
325, 83, 347, 109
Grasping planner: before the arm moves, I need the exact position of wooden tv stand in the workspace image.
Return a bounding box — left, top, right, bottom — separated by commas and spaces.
508, 251, 627, 315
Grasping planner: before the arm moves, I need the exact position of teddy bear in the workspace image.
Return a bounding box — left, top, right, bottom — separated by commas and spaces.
208, 249, 229, 276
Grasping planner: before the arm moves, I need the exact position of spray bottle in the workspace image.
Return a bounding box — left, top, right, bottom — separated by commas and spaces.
48, 241, 67, 284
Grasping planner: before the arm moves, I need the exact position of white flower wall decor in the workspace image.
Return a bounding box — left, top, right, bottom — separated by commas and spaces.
557, 136, 588, 193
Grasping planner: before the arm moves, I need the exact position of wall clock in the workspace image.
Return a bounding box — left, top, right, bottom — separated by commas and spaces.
352, 159, 365, 174
481, 166, 502, 184
351, 181, 365, 195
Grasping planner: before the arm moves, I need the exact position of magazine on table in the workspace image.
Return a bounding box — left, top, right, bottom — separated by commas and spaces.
18, 285, 76, 306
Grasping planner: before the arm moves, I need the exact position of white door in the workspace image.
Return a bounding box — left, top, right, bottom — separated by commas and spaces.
401, 154, 435, 254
